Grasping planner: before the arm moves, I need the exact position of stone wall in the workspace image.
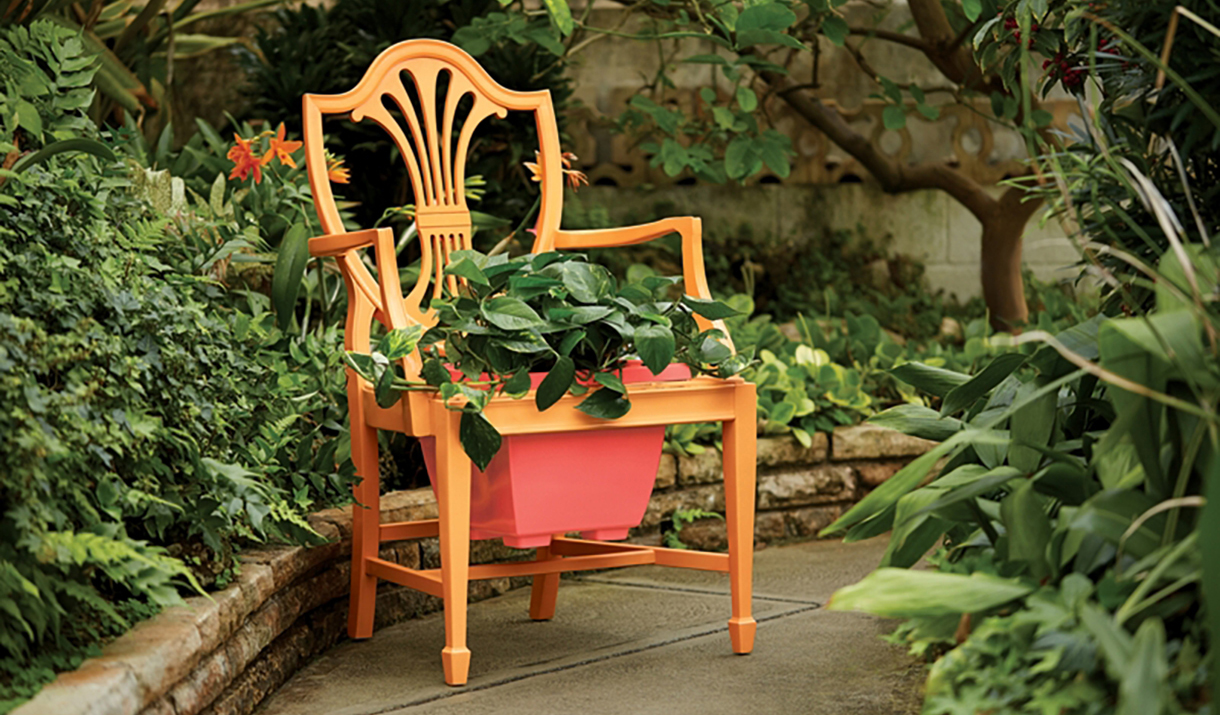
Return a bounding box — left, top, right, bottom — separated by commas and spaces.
15, 427, 932, 715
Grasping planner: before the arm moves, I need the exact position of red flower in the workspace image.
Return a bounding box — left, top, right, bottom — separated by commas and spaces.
227, 134, 262, 183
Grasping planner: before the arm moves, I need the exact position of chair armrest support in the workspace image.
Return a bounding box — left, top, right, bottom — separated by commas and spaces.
552, 218, 731, 348
309, 227, 389, 257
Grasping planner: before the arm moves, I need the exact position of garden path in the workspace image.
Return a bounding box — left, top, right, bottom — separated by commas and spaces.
256, 536, 921, 715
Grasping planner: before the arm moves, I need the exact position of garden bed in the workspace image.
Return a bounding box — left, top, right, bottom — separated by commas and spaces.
15, 428, 932, 715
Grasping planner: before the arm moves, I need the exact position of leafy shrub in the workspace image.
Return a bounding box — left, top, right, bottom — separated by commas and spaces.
0, 22, 357, 709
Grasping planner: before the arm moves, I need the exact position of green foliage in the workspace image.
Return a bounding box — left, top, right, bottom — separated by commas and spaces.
1, 0, 284, 143
0, 24, 357, 708
344, 249, 747, 469
235, 0, 574, 230
0, 21, 97, 149
825, 245, 1218, 712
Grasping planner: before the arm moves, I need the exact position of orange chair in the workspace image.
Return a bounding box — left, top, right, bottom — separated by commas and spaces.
303, 39, 756, 686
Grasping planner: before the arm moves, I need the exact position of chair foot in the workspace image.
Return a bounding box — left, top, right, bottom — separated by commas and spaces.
441, 646, 471, 686
728, 617, 756, 654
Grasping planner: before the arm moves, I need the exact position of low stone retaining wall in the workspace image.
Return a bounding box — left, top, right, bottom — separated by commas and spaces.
16, 425, 932, 715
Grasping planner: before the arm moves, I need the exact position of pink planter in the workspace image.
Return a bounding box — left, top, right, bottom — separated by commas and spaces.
421, 361, 691, 548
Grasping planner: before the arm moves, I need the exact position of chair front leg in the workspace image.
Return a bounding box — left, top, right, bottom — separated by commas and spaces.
723, 380, 757, 654
435, 409, 472, 685
348, 375, 380, 640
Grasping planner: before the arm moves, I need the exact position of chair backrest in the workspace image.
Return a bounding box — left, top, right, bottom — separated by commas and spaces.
303, 40, 566, 338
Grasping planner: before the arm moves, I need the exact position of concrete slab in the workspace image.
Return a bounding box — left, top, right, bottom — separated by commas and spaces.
257, 537, 918, 715
257, 583, 797, 715
580, 535, 890, 605
397, 610, 921, 715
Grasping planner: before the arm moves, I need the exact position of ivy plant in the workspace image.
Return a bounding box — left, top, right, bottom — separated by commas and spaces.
344, 249, 749, 469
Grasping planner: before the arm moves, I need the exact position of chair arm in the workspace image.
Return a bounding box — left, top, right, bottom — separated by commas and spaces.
553, 218, 731, 348
309, 227, 389, 257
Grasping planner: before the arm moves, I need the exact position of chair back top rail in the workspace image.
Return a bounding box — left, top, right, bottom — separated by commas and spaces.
302, 40, 565, 341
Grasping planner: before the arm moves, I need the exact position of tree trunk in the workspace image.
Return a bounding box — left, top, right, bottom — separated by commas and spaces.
980, 208, 1030, 328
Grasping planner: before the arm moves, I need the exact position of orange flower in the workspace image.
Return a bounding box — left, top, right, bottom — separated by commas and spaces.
227, 134, 262, 183
262, 123, 303, 168
523, 150, 586, 190
326, 154, 350, 184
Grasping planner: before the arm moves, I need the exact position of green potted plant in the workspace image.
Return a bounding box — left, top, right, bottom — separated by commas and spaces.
344, 248, 749, 546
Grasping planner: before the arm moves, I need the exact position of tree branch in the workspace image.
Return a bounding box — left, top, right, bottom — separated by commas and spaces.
847, 26, 933, 53
763, 71, 998, 221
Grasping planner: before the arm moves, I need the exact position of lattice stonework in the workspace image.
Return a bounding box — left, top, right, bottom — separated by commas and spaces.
565, 93, 1081, 188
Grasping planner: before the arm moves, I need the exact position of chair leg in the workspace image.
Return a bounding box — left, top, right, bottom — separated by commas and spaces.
436, 411, 472, 686
723, 381, 757, 654
347, 386, 380, 640
529, 543, 560, 621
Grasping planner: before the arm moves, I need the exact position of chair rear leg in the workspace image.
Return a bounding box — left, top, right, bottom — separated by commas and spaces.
529, 543, 560, 621
348, 394, 380, 639
723, 381, 757, 654
436, 411, 472, 686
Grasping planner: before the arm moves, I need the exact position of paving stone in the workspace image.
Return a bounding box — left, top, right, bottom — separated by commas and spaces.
13, 661, 141, 715
165, 647, 231, 715
855, 459, 912, 487
641, 486, 725, 527
676, 449, 722, 485
754, 512, 786, 542
757, 464, 857, 509
654, 453, 677, 489
758, 433, 828, 467
832, 424, 936, 461
785, 505, 844, 538
98, 608, 203, 705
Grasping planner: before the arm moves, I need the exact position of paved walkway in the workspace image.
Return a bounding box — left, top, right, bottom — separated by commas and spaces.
256, 536, 922, 715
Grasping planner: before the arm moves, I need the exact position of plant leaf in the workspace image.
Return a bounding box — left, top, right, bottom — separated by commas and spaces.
576, 386, 632, 419
536, 356, 575, 410
460, 411, 501, 471
828, 568, 1034, 617
271, 223, 309, 331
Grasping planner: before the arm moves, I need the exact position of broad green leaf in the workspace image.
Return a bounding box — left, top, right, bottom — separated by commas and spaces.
481, 297, 545, 330
912, 465, 1022, 518
460, 411, 502, 471
542, 0, 574, 35
882, 104, 906, 130
445, 257, 490, 286
14, 100, 43, 137
374, 364, 399, 408
1000, 481, 1053, 579
869, 404, 963, 441
634, 323, 675, 374
12, 138, 117, 173
681, 295, 741, 319
594, 371, 626, 393
421, 358, 451, 387
962, 0, 982, 21
828, 569, 1034, 617
576, 386, 632, 419
735, 2, 797, 32
558, 262, 612, 303
821, 15, 848, 45
271, 223, 310, 331
1008, 379, 1056, 473
736, 86, 758, 112
1117, 619, 1167, 715
890, 362, 970, 397
376, 326, 423, 361
941, 352, 1028, 416
501, 370, 531, 396
536, 356, 575, 410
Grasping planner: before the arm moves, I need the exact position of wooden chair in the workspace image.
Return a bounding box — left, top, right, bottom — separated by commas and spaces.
303, 39, 757, 686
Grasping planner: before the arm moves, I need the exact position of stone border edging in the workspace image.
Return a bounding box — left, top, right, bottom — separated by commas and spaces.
15, 427, 933, 715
